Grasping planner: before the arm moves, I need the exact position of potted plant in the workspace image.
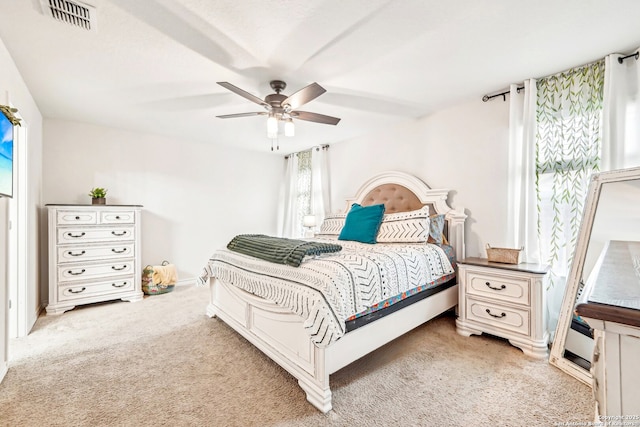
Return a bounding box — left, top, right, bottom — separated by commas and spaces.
89, 187, 108, 205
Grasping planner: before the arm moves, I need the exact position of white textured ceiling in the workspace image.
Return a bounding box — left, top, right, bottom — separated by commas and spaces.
2, 0, 640, 154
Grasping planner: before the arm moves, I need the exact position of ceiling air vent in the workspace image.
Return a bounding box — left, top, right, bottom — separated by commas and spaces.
39, 0, 97, 31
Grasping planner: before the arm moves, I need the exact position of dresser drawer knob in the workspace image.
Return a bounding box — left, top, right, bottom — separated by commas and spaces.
112, 282, 127, 288
112, 231, 127, 236
68, 269, 86, 276
68, 250, 86, 257
485, 281, 506, 291
112, 265, 127, 271
75, 216, 80, 220
67, 232, 86, 238
68, 287, 86, 294
112, 248, 127, 254
485, 309, 506, 318
115, 216, 121, 219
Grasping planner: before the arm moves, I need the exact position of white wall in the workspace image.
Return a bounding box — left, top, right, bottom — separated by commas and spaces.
329, 96, 510, 258
0, 37, 44, 331
43, 119, 283, 281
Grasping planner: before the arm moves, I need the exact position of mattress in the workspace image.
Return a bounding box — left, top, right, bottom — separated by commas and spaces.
197, 239, 455, 347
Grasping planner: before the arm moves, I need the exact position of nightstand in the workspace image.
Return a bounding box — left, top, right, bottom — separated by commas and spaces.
455, 257, 550, 358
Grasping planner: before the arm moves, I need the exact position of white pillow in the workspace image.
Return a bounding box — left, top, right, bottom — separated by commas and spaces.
317, 206, 431, 243
317, 213, 347, 236
376, 205, 431, 243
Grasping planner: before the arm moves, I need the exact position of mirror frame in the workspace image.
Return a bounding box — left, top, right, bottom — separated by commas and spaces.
549, 166, 640, 385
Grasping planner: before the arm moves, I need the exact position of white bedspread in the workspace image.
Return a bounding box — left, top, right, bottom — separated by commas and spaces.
197, 240, 454, 347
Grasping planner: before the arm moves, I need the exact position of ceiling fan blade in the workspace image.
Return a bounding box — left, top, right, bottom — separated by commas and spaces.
216, 112, 267, 119
291, 111, 341, 125
281, 83, 326, 110
217, 82, 269, 108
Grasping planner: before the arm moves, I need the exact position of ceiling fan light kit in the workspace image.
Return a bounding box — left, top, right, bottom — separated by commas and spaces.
216, 80, 340, 145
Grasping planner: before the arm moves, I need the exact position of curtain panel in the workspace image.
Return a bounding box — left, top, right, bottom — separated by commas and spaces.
602, 49, 640, 171
535, 60, 605, 335
277, 153, 300, 238
507, 79, 539, 264
277, 147, 331, 238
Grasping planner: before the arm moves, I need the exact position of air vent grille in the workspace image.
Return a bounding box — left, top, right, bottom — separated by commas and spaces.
39, 0, 97, 31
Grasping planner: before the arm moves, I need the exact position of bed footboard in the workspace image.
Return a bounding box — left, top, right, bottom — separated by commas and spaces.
206, 277, 458, 413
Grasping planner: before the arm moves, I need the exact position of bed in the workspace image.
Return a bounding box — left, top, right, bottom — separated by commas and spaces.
198, 171, 466, 412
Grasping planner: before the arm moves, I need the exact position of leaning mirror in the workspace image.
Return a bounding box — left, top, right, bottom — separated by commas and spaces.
549, 166, 640, 385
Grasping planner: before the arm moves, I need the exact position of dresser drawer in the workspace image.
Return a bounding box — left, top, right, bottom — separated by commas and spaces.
58, 260, 135, 282
57, 226, 135, 244
58, 277, 135, 302
57, 210, 97, 225
100, 210, 135, 224
466, 272, 530, 305
466, 297, 530, 336
57, 243, 135, 264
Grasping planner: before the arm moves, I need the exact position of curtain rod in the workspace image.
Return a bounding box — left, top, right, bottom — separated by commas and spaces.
284, 144, 329, 159
482, 86, 525, 102
484, 51, 639, 102
618, 51, 639, 64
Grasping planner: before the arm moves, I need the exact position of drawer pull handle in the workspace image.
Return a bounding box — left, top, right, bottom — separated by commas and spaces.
112, 248, 127, 254
115, 216, 121, 219
68, 287, 86, 294
112, 282, 128, 288
485, 309, 506, 318
75, 216, 80, 220
68, 269, 86, 276
68, 250, 86, 257
112, 265, 127, 271
485, 282, 506, 291
112, 231, 127, 236
67, 232, 86, 238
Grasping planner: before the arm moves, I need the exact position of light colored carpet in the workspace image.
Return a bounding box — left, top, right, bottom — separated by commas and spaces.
0, 285, 593, 426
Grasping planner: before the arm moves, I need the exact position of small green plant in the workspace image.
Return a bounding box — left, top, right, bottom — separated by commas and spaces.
88, 187, 108, 198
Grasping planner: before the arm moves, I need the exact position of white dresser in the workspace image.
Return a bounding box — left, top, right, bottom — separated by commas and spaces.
46, 204, 143, 315
456, 257, 550, 358
576, 240, 640, 423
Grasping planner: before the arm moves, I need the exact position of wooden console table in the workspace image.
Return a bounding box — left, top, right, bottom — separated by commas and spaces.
576, 240, 640, 423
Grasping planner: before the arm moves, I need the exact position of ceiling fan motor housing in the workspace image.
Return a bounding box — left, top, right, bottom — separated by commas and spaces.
269, 80, 287, 93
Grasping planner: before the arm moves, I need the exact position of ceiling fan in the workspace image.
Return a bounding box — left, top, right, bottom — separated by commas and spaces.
216, 80, 341, 140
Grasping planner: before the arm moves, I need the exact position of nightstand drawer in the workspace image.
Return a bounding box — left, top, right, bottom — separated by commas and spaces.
466, 297, 530, 336
466, 272, 530, 305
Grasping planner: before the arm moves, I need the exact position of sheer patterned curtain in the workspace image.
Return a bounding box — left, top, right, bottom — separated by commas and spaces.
536, 61, 605, 335
277, 147, 330, 238
602, 49, 640, 170
507, 79, 539, 263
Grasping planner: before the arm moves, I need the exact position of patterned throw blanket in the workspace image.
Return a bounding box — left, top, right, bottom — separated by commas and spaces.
198, 239, 455, 348
226, 234, 342, 267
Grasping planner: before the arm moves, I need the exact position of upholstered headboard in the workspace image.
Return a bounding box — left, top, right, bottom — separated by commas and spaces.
344, 171, 467, 261
360, 183, 423, 213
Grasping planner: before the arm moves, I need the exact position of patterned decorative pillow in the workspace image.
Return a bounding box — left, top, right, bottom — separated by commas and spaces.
376, 205, 431, 243
317, 213, 347, 236
427, 214, 448, 245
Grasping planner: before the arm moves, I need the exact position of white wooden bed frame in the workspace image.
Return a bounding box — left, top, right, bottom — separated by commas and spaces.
205, 171, 466, 413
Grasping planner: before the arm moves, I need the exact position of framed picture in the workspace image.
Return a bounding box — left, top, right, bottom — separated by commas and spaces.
0, 110, 13, 198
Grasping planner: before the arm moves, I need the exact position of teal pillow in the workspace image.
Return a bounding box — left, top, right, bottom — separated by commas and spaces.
338, 203, 386, 244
